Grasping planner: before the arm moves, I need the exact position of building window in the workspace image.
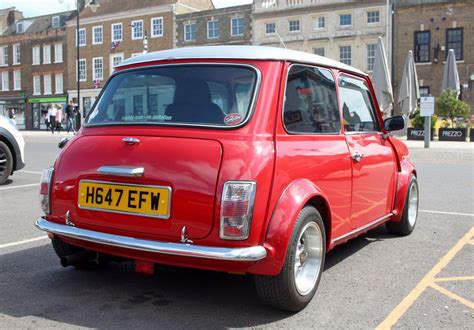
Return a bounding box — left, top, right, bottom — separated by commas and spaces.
93, 57, 103, 81
313, 16, 325, 30
419, 86, 430, 97
55, 73, 63, 94
54, 44, 63, 63
131, 20, 144, 40
111, 23, 123, 42
32, 46, 40, 65
77, 28, 86, 46
0, 46, 7, 66
339, 14, 352, 27
33, 75, 41, 95
13, 44, 21, 65
16, 21, 24, 33
367, 11, 380, 24
93, 26, 103, 44
151, 17, 163, 37
231, 17, 244, 36
1, 71, 8, 91
288, 19, 300, 32
52, 16, 60, 28
367, 43, 377, 71
44, 74, 52, 95
43, 45, 51, 64
77, 59, 86, 81
339, 45, 352, 65
265, 22, 276, 34
184, 23, 197, 41
414, 31, 430, 63
207, 20, 220, 39
110, 53, 124, 75
313, 47, 325, 56
13, 70, 21, 90
446, 28, 463, 61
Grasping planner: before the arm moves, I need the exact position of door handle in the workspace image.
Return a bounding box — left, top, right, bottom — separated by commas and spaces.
97, 166, 144, 177
351, 151, 364, 162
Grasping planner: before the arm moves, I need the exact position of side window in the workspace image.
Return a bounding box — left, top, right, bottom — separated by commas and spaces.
338, 75, 380, 132
283, 65, 340, 134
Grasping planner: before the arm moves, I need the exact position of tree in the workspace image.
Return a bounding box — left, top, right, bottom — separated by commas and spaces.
410, 107, 437, 129
436, 89, 470, 128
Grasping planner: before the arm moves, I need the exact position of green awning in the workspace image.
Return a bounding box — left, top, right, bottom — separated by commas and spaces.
28, 96, 67, 103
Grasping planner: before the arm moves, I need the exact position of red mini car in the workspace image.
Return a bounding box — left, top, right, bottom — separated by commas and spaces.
37, 46, 418, 312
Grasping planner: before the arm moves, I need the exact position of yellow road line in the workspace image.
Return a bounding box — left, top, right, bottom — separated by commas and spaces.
430, 282, 474, 309
434, 276, 474, 282
376, 227, 474, 330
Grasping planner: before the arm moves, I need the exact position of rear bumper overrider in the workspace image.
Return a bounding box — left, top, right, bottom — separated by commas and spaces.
35, 218, 267, 262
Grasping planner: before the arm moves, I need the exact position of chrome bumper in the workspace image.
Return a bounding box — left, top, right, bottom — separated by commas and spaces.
35, 218, 267, 262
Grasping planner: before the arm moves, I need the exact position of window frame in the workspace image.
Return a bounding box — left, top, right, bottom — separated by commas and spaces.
313, 16, 325, 31
338, 73, 382, 135
366, 11, 380, 24
92, 57, 104, 81
0, 46, 8, 66
43, 74, 52, 95
55, 73, 63, 94
313, 47, 325, 57
77, 28, 86, 47
1, 71, 9, 91
110, 53, 124, 76
231, 17, 244, 36
419, 86, 430, 97
366, 43, 377, 71
32, 46, 40, 65
131, 20, 144, 40
207, 19, 220, 39
445, 27, 463, 61
77, 59, 87, 82
111, 23, 123, 42
414, 30, 430, 63
13, 44, 21, 65
151, 17, 164, 38
339, 45, 352, 65
43, 44, 51, 64
33, 75, 41, 95
339, 14, 352, 27
16, 21, 24, 33
92, 25, 103, 45
52, 16, 60, 28
54, 43, 63, 63
184, 23, 197, 42
282, 63, 341, 136
265, 22, 276, 35
13, 70, 21, 90
288, 19, 300, 33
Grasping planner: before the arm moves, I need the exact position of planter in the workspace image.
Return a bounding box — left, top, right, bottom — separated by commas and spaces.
407, 128, 434, 141
438, 128, 467, 142
470, 128, 474, 142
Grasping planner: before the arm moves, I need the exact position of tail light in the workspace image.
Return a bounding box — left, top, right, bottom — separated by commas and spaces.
220, 181, 256, 240
40, 167, 54, 214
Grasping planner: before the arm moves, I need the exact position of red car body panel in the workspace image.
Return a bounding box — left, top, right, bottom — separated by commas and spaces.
44, 57, 416, 276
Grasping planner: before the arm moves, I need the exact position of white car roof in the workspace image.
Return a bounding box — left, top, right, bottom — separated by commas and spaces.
118, 46, 366, 76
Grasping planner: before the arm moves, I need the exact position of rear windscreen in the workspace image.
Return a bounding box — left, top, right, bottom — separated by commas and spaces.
86, 65, 258, 127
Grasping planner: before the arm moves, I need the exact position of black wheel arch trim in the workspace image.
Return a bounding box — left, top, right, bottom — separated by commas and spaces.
0, 127, 25, 172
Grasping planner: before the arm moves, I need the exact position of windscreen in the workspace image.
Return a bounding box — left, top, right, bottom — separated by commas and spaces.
86, 65, 258, 127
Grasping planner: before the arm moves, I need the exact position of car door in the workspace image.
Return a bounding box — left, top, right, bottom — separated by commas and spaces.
338, 74, 396, 230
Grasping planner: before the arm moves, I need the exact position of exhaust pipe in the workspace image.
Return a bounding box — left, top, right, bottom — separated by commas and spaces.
60, 251, 97, 267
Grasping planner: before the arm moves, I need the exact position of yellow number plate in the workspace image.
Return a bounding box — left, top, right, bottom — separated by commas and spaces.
78, 180, 171, 219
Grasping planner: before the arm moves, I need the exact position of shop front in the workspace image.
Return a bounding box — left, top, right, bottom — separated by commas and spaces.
0, 96, 27, 130
28, 96, 67, 130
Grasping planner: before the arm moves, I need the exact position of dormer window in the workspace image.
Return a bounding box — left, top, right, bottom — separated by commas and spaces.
52, 16, 60, 28
16, 21, 24, 33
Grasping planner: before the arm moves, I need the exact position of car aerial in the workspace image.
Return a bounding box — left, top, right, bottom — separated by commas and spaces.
36, 46, 418, 312
0, 115, 25, 184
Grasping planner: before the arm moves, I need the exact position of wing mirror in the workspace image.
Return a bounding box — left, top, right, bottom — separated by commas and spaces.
384, 116, 405, 132
58, 137, 69, 149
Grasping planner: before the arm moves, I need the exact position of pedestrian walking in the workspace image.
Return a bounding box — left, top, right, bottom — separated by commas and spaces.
44, 113, 50, 131
65, 100, 76, 133
56, 105, 64, 133
47, 103, 58, 134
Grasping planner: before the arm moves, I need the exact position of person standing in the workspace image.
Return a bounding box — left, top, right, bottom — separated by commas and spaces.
47, 103, 58, 134
65, 100, 76, 133
56, 104, 64, 133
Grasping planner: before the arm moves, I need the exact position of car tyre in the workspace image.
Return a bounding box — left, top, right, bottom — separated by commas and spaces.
52, 238, 109, 269
0, 141, 13, 185
254, 206, 326, 312
386, 175, 419, 236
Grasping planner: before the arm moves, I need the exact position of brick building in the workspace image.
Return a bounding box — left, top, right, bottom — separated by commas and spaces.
66, 0, 213, 117
0, 8, 75, 130
394, 0, 474, 117
175, 4, 252, 47
253, 0, 392, 74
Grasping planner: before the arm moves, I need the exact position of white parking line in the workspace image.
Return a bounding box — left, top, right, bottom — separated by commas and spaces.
0, 236, 48, 249
18, 170, 43, 175
419, 209, 474, 217
0, 183, 40, 190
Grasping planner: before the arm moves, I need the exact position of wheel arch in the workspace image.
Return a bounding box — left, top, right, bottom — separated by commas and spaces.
0, 133, 16, 174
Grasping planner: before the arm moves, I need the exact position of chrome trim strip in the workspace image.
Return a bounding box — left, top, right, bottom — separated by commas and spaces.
35, 218, 267, 262
332, 213, 393, 245
77, 180, 172, 219
122, 137, 140, 145
97, 166, 145, 177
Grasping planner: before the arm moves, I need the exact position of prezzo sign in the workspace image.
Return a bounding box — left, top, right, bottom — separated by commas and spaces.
407, 128, 433, 141
438, 128, 467, 141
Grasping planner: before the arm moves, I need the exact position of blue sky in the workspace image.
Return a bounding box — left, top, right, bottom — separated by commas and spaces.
0, 0, 252, 17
